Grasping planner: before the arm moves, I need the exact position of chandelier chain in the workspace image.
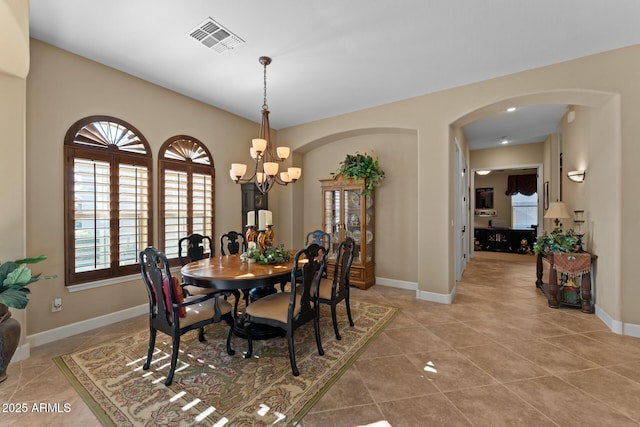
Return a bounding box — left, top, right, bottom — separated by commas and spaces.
262, 60, 268, 111
229, 56, 301, 194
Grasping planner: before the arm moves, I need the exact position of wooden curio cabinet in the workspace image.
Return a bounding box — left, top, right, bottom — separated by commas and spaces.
320, 177, 375, 289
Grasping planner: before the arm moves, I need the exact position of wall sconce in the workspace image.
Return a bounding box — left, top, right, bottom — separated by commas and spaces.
567, 170, 586, 183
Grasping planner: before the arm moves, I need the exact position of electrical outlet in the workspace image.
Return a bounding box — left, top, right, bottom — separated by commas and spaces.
51, 298, 62, 312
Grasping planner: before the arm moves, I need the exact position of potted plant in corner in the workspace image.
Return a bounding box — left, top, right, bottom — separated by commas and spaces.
0, 255, 49, 383
333, 152, 385, 196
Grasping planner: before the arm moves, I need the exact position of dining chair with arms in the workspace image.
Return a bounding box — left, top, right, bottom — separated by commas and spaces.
243, 243, 327, 376
140, 246, 235, 386
317, 237, 356, 340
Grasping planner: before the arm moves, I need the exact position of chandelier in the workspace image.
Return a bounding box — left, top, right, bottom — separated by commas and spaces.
229, 56, 301, 194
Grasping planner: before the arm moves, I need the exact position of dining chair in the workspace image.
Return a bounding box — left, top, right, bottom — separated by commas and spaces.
305, 230, 331, 278
178, 233, 241, 314
220, 231, 247, 256
316, 237, 356, 340
178, 233, 215, 296
220, 230, 251, 304
139, 246, 235, 386
305, 229, 331, 248
243, 243, 327, 376
178, 233, 214, 264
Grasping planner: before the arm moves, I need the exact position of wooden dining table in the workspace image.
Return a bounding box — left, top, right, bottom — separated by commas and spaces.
180, 254, 296, 339
180, 253, 294, 291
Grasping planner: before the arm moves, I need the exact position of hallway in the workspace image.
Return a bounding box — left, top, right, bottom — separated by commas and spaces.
304, 251, 640, 426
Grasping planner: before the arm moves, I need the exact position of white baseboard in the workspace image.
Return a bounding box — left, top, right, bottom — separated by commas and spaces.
416, 282, 456, 304
25, 304, 147, 353
376, 277, 456, 304
595, 305, 640, 337
12, 343, 31, 363
375, 277, 417, 291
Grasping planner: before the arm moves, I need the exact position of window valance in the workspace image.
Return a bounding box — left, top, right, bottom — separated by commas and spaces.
505, 174, 537, 196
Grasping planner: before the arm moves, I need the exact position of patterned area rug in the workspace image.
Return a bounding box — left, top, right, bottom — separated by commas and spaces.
54, 300, 397, 426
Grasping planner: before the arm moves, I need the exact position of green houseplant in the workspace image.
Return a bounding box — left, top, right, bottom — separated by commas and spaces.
333, 152, 385, 196
0, 255, 49, 383
533, 228, 578, 255
0, 255, 48, 310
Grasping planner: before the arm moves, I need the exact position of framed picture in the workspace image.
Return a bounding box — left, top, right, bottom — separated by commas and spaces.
475, 188, 494, 209
544, 181, 549, 210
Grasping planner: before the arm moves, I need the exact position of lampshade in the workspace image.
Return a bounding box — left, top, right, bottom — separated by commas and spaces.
544, 202, 571, 219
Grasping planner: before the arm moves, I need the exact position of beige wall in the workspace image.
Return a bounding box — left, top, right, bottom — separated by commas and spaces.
562, 102, 622, 321
0, 0, 29, 346
299, 130, 418, 283
25, 40, 257, 335
279, 45, 640, 329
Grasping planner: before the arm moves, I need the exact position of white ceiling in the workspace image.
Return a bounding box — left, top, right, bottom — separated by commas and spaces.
463, 104, 568, 150
29, 1, 640, 148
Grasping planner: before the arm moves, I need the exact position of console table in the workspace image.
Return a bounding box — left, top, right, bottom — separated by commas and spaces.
536, 252, 597, 313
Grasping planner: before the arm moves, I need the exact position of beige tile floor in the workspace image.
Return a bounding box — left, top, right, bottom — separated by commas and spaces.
3, 252, 640, 426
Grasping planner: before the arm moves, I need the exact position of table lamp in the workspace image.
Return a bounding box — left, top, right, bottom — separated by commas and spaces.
544, 201, 571, 228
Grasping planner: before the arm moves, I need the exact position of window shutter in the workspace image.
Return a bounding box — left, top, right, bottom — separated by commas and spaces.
164, 169, 188, 259
73, 158, 111, 272
118, 164, 150, 266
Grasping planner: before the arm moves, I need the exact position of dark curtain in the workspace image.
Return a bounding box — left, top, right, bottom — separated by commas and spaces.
505, 174, 537, 196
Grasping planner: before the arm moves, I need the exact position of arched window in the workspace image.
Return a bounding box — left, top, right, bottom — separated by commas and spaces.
158, 135, 215, 262
64, 116, 153, 285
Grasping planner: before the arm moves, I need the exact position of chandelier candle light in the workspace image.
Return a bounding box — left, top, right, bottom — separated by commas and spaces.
229, 56, 302, 194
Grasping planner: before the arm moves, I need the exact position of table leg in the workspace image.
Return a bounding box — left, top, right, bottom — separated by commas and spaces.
581, 272, 594, 313
536, 253, 543, 288
548, 266, 559, 309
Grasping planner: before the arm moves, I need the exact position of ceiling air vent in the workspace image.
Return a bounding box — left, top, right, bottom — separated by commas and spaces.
187, 18, 244, 54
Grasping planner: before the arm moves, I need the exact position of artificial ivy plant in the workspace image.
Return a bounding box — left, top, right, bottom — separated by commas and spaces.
333, 152, 385, 196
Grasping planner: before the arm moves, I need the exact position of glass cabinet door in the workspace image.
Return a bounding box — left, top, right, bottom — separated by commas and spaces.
364, 193, 374, 263
323, 189, 341, 260
343, 188, 363, 265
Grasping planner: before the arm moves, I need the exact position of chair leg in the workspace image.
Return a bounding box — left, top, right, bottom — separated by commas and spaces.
287, 328, 299, 376
331, 304, 342, 340
198, 327, 206, 342
143, 327, 157, 370
345, 296, 355, 327
314, 315, 324, 356
243, 321, 254, 359
166, 335, 180, 386
226, 322, 235, 356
